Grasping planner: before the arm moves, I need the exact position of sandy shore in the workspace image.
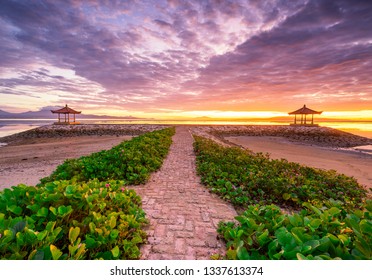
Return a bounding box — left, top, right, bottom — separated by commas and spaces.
0, 135, 132, 190
226, 136, 372, 192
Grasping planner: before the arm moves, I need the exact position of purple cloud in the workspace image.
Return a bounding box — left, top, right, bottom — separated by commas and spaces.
0, 0, 371, 114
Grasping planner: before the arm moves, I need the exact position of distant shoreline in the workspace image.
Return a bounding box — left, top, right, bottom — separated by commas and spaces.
1, 123, 372, 147
1, 120, 372, 140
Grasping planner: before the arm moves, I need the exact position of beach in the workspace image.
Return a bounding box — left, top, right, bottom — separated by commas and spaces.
0, 135, 133, 190
191, 125, 372, 193
1, 124, 371, 193
0, 124, 168, 190
225, 136, 372, 191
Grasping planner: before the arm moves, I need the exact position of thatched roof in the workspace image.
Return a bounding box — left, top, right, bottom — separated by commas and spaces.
51, 104, 81, 114
288, 105, 322, 115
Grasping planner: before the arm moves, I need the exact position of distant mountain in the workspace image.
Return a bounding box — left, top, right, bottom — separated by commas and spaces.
0, 110, 13, 118
0, 108, 145, 120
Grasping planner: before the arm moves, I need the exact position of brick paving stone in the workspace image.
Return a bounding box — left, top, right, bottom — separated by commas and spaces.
133, 126, 237, 260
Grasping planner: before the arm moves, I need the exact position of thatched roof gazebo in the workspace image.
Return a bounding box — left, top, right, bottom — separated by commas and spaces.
288, 104, 322, 126
51, 104, 81, 125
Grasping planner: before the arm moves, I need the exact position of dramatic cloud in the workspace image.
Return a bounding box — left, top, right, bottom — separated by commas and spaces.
0, 0, 371, 116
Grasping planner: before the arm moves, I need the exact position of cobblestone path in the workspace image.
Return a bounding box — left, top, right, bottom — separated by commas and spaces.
134, 126, 237, 260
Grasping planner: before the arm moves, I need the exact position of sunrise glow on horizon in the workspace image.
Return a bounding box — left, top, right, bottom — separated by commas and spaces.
0, 1, 371, 119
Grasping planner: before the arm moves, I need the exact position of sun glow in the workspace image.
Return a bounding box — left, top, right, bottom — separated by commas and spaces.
177, 110, 287, 119
322, 110, 372, 120
79, 108, 372, 122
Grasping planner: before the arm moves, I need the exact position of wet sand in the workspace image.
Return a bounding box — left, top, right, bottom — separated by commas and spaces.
226, 136, 372, 192
0, 135, 132, 190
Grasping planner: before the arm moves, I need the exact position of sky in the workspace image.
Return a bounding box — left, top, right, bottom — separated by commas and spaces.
0, 0, 371, 120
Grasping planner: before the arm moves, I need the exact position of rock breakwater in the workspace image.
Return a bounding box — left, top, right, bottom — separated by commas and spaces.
191, 125, 372, 148
0, 124, 170, 145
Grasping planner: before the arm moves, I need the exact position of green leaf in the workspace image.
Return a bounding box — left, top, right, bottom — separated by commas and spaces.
57, 205, 73, 217
7, 205, 22, 215
354, 239, 371, 259
65, 185, 75, 196
111, 246, 120, 258
359, 219, 372, 235
326, 233, 340, 246
36, 207, 49, 217
303, 240, 320, 252
237, 246, 250, 260
110, 216, 117, 229
296, 253, 309, 260
345, 215, 361, 234
257, 229, 270, 246
37, 230, 48, 241
337, 234, 350, 246
283, 193, 291, 200
291, 227, 306, 245
50, 245, 63, 260
27, 204, 40, 213
288, 214, 303, 227
109, 229, 119, 239
85, 237, 97, 249
275, 227, 293, 246
303, 202, 322, 216
69, 227, 80, 244
309, 219, 322, 230
74, 244, 86, 259
328, 207, 341, 216
88, 222, 96, 233
49, 206, 57, 216
46, 221, 56, 232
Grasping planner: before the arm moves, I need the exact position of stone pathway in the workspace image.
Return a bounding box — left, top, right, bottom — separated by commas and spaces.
134, 126, 237, 260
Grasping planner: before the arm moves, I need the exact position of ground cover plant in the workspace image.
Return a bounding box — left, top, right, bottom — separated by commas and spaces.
0, 180, 146, 260
41, 127, 175, 185
217, 201, 371, 260
193, 135, 371, 260
193, 136, 367, 210
0, 128, 175, 260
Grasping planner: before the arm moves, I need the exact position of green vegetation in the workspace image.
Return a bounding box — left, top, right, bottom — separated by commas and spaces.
0, 128, 175, 260
193, 136, 366, 209
193, 135, 371, 260
41, 127, 175, 185
218, 201, 371, 260
0, 180, 146, 260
